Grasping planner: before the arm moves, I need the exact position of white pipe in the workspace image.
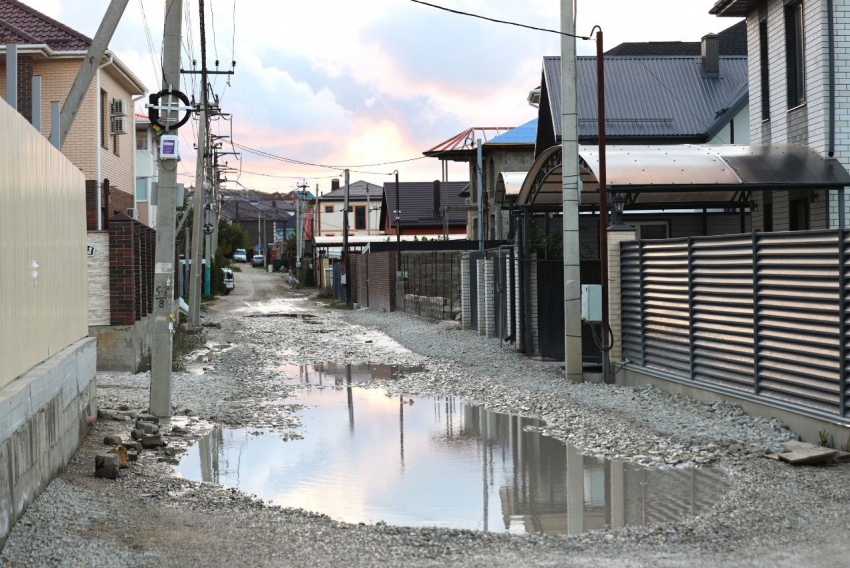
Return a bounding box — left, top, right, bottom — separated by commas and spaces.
96, 67, 102, 230
132, 94, 146, 219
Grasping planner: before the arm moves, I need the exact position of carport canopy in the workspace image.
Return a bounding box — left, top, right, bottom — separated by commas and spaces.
515, 143, 850, 210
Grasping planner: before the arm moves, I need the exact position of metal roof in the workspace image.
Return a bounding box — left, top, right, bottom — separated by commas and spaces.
517, 144, 850, 209
320, 180, 383, 201
424, 127, 514, 157
381, 181, 469, 228
606, 21, 747, 56
486, 119, 538, 146
0, 0, 92, 51
542, 55, 748, 142
710, 0, 760, 17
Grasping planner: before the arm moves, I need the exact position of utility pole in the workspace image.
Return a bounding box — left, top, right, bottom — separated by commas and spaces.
189, 0, 211, 327
476, 139, 484, 250
150, 0, 184, 418
188, 107, 207, 327
343, 169, 351, 307
561, 0, 583, 382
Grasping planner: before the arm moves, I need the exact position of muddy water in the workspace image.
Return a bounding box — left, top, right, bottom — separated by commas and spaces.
176, 381, 730, 535
265, 362, 425, 384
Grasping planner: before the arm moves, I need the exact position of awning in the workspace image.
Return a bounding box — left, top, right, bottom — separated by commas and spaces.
496, 172, 527, 200
516, 143, 850, 209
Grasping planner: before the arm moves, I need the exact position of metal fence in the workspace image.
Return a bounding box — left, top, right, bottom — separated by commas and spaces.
621, 229, 850, 421
400, 251, 463, 319
0, 99, 88, 389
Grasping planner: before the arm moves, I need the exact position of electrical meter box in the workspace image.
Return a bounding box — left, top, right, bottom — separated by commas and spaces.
581, 284, 602, 322
160, 134, 179, 160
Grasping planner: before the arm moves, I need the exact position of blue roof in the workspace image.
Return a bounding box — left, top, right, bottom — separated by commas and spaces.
486, 119, 537, 145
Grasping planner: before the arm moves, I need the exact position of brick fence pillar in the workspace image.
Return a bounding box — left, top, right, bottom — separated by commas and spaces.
477, 259, 486, 336
460, 253, 471, 329
484, 258, 495, 338
108, 214, 136, 325
607, 227, 636, 363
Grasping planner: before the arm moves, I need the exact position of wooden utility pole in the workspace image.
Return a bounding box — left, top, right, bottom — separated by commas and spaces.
150, 0, 184, 418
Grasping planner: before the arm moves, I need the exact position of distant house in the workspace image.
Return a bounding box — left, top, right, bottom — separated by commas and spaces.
379, 181, 469, 237
0, 0, 147, 230
317, 180, 383, 237
134, 113, 158, 227
220, 199, 293, 251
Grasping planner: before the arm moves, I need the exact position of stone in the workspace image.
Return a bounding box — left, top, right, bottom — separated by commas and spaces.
171, 426, 189, 435
137, 414, 160, 425
117, 410, 139, 420
95, 454, 119, 479
127, 449, 139, 462
130, 429, 143, 441
107, 446, 131, 469
141, 435, 164, 449
118, 404, 131, 411
137, 422, 159, 435
103, 435, 123, 446
122, 441, 143, 452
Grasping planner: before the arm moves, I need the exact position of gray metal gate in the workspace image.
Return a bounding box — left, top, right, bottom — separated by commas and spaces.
622, 229, 850, 422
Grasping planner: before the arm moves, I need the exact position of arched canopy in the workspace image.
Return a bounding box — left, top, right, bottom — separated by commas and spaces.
516, 143, 850, 209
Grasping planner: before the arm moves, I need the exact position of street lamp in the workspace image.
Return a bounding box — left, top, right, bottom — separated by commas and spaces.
611, 194, 626, 226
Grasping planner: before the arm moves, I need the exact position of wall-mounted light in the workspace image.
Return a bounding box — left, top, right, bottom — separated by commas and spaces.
612, 194, 626, 225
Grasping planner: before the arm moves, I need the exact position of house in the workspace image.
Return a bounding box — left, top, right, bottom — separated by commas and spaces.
134, 113, 158, 227
220, 198, 294, 252
0, 0, 147, 230
317, 179, 383, 237
710, 0, 850, 231
380, 181, 470, 237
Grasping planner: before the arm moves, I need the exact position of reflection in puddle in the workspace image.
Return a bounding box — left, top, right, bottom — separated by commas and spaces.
177, 383, 730, 535
266, 362, 425, 384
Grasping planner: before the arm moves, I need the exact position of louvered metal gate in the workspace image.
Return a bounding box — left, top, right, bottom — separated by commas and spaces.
621, 229, 849, 422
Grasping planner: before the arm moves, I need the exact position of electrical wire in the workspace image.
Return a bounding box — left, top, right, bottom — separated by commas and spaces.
408, 0, 592, 40
232, 142, 427, 170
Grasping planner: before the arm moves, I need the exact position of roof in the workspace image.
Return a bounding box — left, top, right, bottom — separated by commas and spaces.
382, 181, 469, 228
320, 180, 383, 201
0, 0, 92, 51
287, 189, 316, 201
424, 127, 514, 157
516, 144, 850, 209
605, 21, 747, 56
220, 200, 293, 222
541, 55, 748, 143
485, 119, 538, 146
710, 0, 760, 17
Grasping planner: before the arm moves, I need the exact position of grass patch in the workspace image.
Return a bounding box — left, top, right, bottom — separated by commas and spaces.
230, 265, 242, 272
172, 329, 205, 372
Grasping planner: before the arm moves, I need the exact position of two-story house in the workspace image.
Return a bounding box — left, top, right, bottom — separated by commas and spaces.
0, 0, 146, 230
317, 179, 384, 237
711, 0, 849, 230
135, 113, 158, 227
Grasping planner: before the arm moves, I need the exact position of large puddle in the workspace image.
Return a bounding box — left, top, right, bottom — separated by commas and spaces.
176, 374, 730, 535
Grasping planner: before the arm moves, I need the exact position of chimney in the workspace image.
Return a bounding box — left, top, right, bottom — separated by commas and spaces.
702, 34, 720, 76
434, 180, 441, 218
331, 178, 340, 192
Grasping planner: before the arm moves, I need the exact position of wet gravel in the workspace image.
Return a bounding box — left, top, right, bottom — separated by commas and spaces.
2, 285, 849, 567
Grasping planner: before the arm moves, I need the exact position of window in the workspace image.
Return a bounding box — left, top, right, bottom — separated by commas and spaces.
785, 3, 806, 108
790, 198, 809, 231
324, 205, 334, 213
760, 21, 770, 120
136, 129, 148, 150
634, 222, 670, 240
135, 178, 148, 202
355, 206, 366, 230
100, 90, 108, 149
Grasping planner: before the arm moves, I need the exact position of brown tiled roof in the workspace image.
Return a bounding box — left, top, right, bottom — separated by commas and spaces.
0, 0, 92, 51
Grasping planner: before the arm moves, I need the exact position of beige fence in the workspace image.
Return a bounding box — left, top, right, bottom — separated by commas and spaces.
0, 98, 88, 389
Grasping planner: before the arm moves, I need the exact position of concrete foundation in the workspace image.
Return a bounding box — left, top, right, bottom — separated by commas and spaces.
617, 363, 850, 449
0, 337, 97, 548
88, 315, 153, 373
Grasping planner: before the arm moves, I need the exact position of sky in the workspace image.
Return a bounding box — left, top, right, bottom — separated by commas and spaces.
26, 0, 739, 196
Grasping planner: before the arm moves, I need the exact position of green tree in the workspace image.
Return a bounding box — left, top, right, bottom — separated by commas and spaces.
217, 220, 251, 259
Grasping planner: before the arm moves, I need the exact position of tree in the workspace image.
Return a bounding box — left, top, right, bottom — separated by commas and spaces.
217, 220, 251, 259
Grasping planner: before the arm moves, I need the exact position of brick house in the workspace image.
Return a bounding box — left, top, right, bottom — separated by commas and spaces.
711, 0, 850, 230
0, 0, 146, 230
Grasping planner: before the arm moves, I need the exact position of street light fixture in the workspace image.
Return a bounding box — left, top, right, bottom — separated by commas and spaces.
612, 194, 626, 226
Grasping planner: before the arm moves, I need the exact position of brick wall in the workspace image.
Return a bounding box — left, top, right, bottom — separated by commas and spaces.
483, 259, 495, 338
607, 229, 636, 363
107, 214, 155, 326
461, 253, 471, 328
85, 180, 98, 230
87, 231, 110, 326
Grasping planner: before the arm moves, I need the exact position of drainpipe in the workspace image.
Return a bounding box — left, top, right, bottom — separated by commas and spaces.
132, 94, 146, 218
828, 0, 836, 159
95, 53, 115, 230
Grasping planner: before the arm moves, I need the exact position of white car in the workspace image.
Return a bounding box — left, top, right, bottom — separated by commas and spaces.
233, 248, 247, 263
252, 255, 265, 267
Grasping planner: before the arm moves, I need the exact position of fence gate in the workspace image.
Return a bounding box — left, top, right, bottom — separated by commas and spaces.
469, 253, 479, 330
537, 260, 565, 359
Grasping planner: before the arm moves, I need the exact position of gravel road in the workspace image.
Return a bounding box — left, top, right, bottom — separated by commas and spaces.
2, 269, 848, 567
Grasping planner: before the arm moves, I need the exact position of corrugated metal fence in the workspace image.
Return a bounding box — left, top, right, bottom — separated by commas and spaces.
621, 229, 850, 421
0, 98, 88, 389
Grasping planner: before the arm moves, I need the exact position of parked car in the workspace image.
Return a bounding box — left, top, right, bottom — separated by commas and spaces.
252, 255, 264, 267
233, 248, 247, 263
222, 268, 235, 295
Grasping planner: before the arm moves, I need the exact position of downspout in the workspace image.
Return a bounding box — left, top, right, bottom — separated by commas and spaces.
96, 52, 116, 230
132, 94, 146, 218
828, 0, 836, 158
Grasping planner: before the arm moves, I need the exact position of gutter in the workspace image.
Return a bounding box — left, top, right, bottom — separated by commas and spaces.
828, 0, 836, 158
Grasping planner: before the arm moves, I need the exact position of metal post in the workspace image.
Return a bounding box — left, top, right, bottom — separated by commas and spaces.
188, 106, 207, 327
562, 0, 583, 381
5, 43, 17, 111
839, 187, 846, 229
57, 0, 130, 147
394, 170, 401, 270
518, 217, 525, 353
596, 29, 611, 384
31, 76, 41, 130
477, 139, 484, 251
343, 169, 351, 307
150, 0, 184, 418
49, 102, 60, 148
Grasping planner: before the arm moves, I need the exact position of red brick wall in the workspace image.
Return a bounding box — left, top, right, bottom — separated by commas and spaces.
108, 215, 156, 325
85, 180, 98, 230
17, 56, 32, 123
110, 188, 133, 219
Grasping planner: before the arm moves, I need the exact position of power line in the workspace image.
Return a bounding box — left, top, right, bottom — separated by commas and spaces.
408, 0, 592, 40
232, 142, 427, 170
